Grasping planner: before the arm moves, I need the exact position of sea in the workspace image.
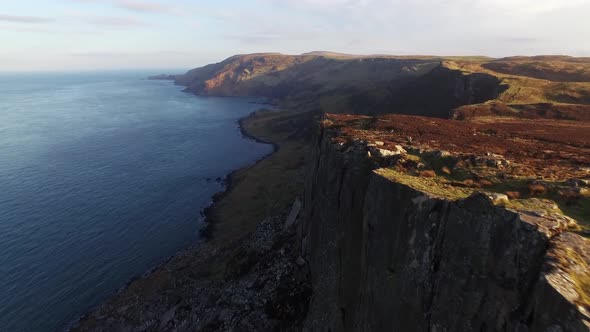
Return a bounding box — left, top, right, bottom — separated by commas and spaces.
0, 70, 273, 331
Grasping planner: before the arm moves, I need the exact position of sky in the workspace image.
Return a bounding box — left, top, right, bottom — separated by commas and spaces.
1, 0, 590, 71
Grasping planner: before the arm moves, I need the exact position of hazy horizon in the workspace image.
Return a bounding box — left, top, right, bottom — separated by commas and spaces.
2, 0, 590, 71
0, 67, 191, 73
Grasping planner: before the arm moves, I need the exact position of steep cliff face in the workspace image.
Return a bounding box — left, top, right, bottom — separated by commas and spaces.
298, 122, 590, 331
376, 65, 507, 117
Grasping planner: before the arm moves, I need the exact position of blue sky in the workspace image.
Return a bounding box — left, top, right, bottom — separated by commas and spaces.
1, 0, 590, 71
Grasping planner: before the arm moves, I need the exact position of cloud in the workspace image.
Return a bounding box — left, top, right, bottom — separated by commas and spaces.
476, 0, 590, 14
221, 21, 328, 45
500, 37, 544, 43
222, 33, 283, 44
3, 0, 590, 71
72, 0, 174, 14
71, 50, 188, 57
112, 0, 171, 13
0, 14, 54, 24
269, 0, 588, 12
86, 15, 147, 27
62, 8, 150, 28
269, 0, 367, 9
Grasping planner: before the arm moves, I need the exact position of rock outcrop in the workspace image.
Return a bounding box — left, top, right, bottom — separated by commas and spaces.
297, 119, 590, 331
381, 65, 507, 118
70, 214, 312, 332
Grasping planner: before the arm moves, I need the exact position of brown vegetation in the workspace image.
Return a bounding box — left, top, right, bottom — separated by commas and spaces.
505, 191, 521, 199
324, 113, 590, 232
419, 170, 436, 178
528, 183, 548, 196
452, 102, 590, 121
327, 113, 590, 180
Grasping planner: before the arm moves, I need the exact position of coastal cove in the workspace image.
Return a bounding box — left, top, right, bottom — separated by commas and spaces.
0, 71, 273, 332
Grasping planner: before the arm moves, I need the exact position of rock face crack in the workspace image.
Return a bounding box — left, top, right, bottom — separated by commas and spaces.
425, 201, 451, 331
507, 214, 551, 329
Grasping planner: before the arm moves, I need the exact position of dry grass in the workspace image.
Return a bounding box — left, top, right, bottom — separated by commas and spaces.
376, 168, 474, 200
555, 247, 590, 309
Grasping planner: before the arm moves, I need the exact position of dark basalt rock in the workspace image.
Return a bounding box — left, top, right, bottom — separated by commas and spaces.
297, 125, 590, 331
71, 214, 312, 332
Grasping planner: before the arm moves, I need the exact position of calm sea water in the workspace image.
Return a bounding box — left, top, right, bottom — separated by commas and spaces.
0, 71, 273, 331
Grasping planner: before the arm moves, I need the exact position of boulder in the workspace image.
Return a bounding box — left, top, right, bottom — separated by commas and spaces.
370, 145, 406, 158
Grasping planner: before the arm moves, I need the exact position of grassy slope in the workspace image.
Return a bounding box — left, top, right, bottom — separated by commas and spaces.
445, 57, 590, 120
71, 109, 316, 331
208, 109, 315, 244
445, 58, 590, 105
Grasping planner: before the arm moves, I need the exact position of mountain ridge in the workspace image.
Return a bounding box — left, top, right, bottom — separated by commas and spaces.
162, 52, 590, 120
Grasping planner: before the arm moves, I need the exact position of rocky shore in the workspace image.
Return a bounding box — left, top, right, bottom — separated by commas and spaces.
71, 208, 310, 331
198, 113, 279, 239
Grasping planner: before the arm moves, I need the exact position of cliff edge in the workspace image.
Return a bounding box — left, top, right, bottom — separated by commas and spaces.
298, 114, 590, 331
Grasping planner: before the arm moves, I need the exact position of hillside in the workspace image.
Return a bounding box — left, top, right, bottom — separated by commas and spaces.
482, 56, 590, 82
172, 53, 445, 115
446, 56, 590, 120
167, 53, 590, 120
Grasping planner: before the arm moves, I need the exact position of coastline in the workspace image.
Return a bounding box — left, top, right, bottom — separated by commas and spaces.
68, 109, 284, 331
199, 111, 279, 239
71, 107, 312, 331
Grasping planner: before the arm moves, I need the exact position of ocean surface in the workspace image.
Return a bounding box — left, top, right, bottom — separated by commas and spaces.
0, 71, 273, 331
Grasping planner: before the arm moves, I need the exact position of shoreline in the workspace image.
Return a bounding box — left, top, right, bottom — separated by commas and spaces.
198, 111, 280, 239
67, 110, 282, 331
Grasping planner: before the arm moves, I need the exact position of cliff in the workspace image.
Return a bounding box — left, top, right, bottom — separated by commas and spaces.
70, 110, 590, 332
75, 54, 590, 331
71, 108, 590, 332
297, 114, 590, 331
169, 53, 508, 117
374, 65, 506, 117
169, 53, 590, 119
